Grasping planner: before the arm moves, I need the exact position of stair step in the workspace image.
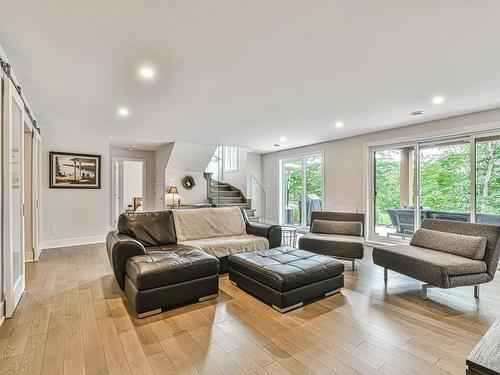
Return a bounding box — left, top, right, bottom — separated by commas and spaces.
214, 202, 249, 208
248, 216, 260, 223
213, 197, 245, 203
210, 188, 232, 192
209, 191, 241, 197
245, 209, 256, 217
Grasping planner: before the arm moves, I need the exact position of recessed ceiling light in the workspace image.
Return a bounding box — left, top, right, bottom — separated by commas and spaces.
279, 136, 286, 142
128, 148, 134, 151
273, 143, 281, 147
432, 96, 444, 104
335, 121, 344, 128
140, 66, 155, 79
118, 107, 129, 116
410, 110, 424, 116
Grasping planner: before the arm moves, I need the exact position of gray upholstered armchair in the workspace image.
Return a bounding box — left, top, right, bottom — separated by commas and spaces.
298, 211, 365, 270
373, 219, 500, 299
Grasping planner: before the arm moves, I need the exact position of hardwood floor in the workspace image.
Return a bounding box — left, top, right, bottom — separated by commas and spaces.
0, 243, 497, 375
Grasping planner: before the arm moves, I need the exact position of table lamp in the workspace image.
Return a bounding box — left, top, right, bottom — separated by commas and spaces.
167, 186, 178, 208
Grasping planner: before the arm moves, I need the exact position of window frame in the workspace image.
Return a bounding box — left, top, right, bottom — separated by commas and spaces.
223, 146, 238, 173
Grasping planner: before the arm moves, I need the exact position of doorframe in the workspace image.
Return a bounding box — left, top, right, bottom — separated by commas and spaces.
32, 132, 43, 260
278, 151, 324, 228
111, 157, 147, 227
3, 79, 26, 318
22, 115, 41, 262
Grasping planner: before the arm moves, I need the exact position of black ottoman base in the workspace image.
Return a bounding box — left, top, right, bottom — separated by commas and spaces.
229, 268, 344, 313
125, 274, 219, 317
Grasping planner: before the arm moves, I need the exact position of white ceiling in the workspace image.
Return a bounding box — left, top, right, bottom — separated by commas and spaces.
1, 1, 500, 153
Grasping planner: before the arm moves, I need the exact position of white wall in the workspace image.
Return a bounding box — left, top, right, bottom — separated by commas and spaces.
122, 160, 143, 210
154, 143, 175, 210
247, 152, 263, 189
262, 108, 500, 224
110, 147, 155, 212
164, 142, 216, 205
165, 171, 207, 205
42, 128, 110, 248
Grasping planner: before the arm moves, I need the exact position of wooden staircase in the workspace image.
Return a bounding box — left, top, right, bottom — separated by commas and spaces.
204, 173, 260, 222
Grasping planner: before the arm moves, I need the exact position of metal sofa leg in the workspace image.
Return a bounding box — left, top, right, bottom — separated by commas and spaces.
421, 284, 436, 300
199, 293, 218, 302
474, 285, 480, 299
352, 259, 355, 271
137, 308, 162, 318
384, 268, 387, 285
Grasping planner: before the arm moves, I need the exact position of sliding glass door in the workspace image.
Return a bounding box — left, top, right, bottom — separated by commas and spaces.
281, 153, 323, 227
419, 139, 471, 223
475, 136, 500, 225
373, 146, 416, 239
369, 131, 500, 242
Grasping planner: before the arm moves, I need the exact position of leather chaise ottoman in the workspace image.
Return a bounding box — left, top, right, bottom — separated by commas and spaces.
228, 246, 344, 313
124, 247, 219, 318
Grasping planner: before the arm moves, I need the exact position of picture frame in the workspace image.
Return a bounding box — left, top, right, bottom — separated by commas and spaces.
49, 151, 101, 189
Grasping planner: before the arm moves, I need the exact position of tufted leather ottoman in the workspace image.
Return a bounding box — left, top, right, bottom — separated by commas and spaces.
124, 247, 219, 317
228, 246, 344, 312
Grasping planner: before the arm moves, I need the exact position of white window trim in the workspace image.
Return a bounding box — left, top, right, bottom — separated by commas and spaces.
363, 121, 500, 245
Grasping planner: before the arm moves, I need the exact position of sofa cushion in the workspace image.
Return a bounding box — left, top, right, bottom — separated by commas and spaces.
311, 219, 363, 237
299, 232, 364, 259
125, 247, 219, 290
372, 244, 487, 288
410, 228, 487, 260
179, 234, 269, 258
118, 211, 176, 247
173, 207, 246, 242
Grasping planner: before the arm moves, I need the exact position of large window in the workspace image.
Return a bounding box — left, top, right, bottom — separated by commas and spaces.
419, 140, 471, 223
280, 153, 323, 227
476, 136, 500, 225
374, 146, 415, 239
370, 132, 500, 241
223, 146, 238, 172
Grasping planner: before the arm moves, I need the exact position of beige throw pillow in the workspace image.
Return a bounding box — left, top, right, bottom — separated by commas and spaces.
311, 219, 363, 237
410, 228, 487, 260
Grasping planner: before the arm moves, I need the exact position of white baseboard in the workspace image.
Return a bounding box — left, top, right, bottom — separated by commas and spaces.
41, 235, 106, 250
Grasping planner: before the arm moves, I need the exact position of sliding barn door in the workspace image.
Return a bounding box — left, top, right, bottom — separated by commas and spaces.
3, 80, 25, 318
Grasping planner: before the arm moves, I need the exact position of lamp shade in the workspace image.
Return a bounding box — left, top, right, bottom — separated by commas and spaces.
167, 186, 178, 194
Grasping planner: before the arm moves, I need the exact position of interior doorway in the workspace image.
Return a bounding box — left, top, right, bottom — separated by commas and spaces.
112, 158, 146, 226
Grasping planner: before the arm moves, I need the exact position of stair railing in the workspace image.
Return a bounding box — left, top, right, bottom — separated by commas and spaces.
203, 172, 220, 206
249, 175, 266, 221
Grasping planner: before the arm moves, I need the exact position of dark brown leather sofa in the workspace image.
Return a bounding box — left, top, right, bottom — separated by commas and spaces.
106, 209, 281, 317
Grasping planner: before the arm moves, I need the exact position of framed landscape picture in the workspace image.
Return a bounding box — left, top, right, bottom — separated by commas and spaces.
49, 151, 101, 189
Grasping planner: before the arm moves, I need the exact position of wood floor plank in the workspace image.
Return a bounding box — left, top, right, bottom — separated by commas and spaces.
18, 333, 46, 375
119, 330, 154, 375
0, 244, 495, 375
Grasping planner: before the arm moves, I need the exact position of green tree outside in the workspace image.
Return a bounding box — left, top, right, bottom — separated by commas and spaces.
374, 140, 500, 227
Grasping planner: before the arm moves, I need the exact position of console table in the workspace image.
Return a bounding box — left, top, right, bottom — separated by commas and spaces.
467, 319, 500, 375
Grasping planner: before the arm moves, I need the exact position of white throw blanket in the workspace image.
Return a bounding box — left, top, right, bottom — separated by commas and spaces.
173, 207, 247, 241
173, 207, 269, 257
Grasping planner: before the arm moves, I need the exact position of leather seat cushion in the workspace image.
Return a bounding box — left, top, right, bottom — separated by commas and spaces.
126, 248, 219, 290
228, 246, 344, 292
180, 235, 269, 258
